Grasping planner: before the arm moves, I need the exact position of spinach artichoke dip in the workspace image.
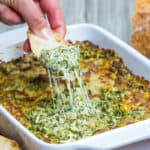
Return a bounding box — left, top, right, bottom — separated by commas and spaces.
0, 41, 150, 144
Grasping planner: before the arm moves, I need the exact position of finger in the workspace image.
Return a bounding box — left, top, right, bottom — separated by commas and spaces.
1, 0, 52, 39
40, 0, 66, 37
0, 4, 24, 25
23, 39, 31, 52
17, 0, 52, 38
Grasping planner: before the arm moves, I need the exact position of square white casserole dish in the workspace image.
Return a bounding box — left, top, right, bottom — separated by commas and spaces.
0, 24, 150, 150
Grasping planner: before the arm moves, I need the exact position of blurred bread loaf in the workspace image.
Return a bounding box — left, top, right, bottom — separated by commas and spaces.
131, 0, 150, 58
0, 135, 20, 150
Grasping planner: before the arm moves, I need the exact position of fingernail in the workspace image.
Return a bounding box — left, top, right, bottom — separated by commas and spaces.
40, 28, 54, 40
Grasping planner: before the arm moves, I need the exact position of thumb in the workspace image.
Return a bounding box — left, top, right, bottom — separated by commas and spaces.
0, 0, 52, 38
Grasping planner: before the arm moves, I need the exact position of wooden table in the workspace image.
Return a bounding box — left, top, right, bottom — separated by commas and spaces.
0, 0, 149, 149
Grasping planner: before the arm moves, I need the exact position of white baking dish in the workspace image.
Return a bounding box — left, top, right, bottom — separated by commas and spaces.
0, 24, 150, 150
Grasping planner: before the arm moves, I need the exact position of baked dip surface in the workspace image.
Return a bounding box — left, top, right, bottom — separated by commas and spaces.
0, 41, 150, 143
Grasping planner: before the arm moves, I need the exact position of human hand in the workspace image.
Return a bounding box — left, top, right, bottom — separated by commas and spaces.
0, 0, 66, 52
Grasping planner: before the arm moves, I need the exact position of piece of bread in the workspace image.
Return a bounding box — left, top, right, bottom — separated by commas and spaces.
28, 30, 69, 58
0, 135, 21, 150
131, 0, 150, 58
136, 0, 150, 12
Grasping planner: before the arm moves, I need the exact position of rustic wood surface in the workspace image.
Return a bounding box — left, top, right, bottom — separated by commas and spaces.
0, 0, 150, 150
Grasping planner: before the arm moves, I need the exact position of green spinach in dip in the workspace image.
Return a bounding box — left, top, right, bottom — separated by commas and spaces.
34, 45, 96, 143
1, 42, 149, 144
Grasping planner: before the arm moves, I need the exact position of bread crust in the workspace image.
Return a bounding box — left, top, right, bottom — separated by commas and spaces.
0, 135, 20, 150
136, 0, 150, 12
131, 0, 150, 58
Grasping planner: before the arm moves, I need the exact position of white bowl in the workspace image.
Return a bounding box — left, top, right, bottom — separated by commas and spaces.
0, 24, 150, 150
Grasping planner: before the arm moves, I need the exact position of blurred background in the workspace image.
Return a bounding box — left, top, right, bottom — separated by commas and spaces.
0, 0, 136, 44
